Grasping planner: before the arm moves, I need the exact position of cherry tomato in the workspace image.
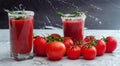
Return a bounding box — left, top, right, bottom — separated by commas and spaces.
34, 36, 47, 56
84, 35, 96, 43
81, 45, 97, 60
46, 33, 61, 42
63, 37, 74, 48
46, 41, 66, 60
95, 40, 106, 56
67, 45, 81, 59
104, 36, 117, 53
50, 33, 61, 39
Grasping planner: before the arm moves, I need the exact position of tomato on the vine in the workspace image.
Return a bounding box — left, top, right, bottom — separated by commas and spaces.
34, 36, 48, 56
67, 45, 81, 59
81, 45, 97, 60
50, 33, 61, 39
95, 39, 106, 56
63, 37, 74, 48
46, 33, 61, 42
103, 36, 117, 53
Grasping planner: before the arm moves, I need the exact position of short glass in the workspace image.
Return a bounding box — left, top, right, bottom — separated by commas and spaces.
8, 11, 34, 61
62, 13, 86, 42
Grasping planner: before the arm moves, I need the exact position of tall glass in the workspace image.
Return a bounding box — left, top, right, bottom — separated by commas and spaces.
62, 13, 86, 42
8, 11, 34, 61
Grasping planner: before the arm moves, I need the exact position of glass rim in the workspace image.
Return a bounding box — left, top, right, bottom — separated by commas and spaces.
61, 13, 86, 19
8, 11, 34, 16
61, 13, 86, 17
61, 14, 86, 21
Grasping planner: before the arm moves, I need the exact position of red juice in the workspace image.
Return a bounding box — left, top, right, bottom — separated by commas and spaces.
63, 18, 85, 41
9, 17, 33, 54
8, 11, 34, 61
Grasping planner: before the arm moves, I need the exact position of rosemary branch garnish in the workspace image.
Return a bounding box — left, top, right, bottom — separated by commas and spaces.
9, 9, 26, 20
57, 12, 65, 17
57, 10, 85, 17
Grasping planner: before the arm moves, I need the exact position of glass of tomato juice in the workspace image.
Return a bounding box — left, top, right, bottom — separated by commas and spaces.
62, 12, 86, 42
8, 11, 34, 61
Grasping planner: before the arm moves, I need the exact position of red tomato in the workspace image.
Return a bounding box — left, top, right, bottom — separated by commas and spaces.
105, 36, 117, 53
46, 41, 66, 60
67, 45, 81, 59
95, 40, 106, 56
63, 37, 74, 48
81, 46, 97, 60
34, 36, 47, 56
46, 33, 61, 42
84, 35, 96, 43
50, 33, 61, 39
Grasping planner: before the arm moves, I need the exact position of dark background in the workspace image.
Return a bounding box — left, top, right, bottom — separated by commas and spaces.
0, 0, 120, 29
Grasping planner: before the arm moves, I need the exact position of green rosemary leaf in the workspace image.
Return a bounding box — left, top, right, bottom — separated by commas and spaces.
9, 9, 26, 20
57, 12, 65, 17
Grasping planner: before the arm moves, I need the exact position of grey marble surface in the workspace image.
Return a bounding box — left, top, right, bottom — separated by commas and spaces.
0, 29, 120, 66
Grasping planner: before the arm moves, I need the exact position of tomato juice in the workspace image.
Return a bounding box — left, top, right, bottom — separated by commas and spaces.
9, 11, 34, 61
10, 17, 33, 54
62, 15, 86, 42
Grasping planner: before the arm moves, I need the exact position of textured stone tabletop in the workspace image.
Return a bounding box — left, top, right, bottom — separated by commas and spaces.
0, 29, 120, 66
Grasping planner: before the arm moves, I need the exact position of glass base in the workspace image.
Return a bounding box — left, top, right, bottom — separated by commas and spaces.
11, 52, 34, 61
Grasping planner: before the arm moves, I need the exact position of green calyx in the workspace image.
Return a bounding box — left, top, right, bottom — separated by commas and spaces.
69, 45, 78, 48
86, 44, 92, 48
46, 36, 64, 42
91, 40, 98, 46
46, 36, 57, 42
101, 36, 107, 42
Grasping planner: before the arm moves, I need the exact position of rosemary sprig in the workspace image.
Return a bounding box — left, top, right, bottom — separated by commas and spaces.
70, 10, 84, 17
9, 9, 25, 20
57, 10, 85, 17
57, 12, 65, 17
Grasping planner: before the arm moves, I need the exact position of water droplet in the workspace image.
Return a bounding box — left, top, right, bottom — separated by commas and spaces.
99, 21, 102, 24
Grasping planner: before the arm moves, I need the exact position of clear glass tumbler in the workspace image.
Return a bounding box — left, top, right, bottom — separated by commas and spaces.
62, 13, 86, 42
8, 11, 34, 61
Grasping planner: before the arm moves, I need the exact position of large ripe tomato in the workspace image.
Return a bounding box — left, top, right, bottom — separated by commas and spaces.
34, 36, 47, 56
63, 37, 74, 48
67, 45, 81, 59
105, 36, 117, 53
46, 41, 66, 60
81, 46, 97, 60
95, 40, 106, 56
